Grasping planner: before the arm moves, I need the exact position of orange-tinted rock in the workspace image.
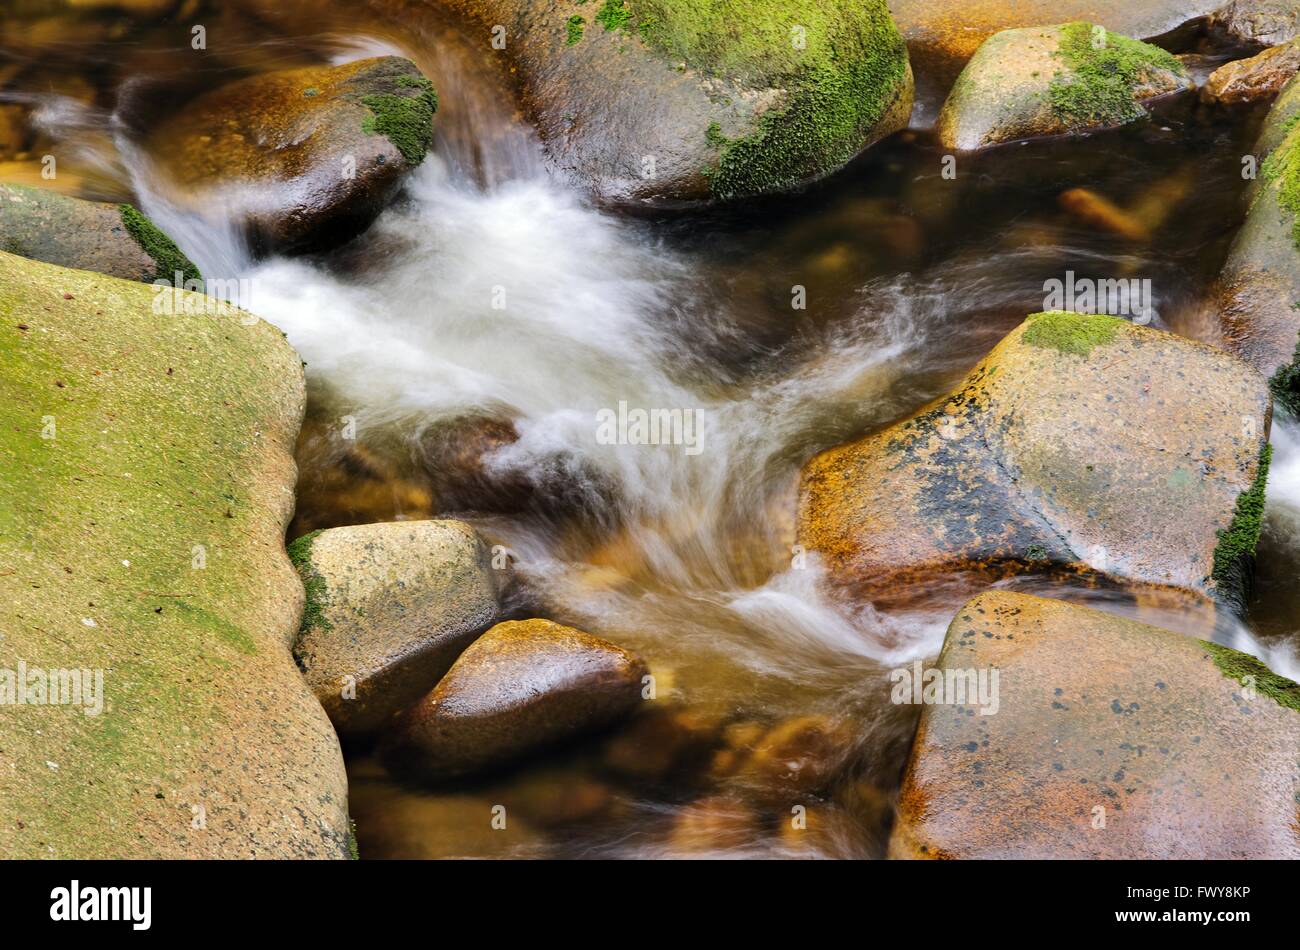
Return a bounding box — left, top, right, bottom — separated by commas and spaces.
891, 590, 1300, 858
1203, 39, 1300, 104
798, 312, 1272, 604
383, 619, 648, 780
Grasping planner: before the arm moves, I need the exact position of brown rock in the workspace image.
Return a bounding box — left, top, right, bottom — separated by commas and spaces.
1203, 39, 1300, 104
1209, 0, 1300, 48
383, 619, 648, 780
798, 311, 1273, 604
891, 590, 1300, 858
144, 56, 436, 255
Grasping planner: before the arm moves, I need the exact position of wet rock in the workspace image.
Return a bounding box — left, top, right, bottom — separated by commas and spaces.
798, 311, 1273, 605
602, 706, 722, 782
732, 715, 855, 802
288, 519, 508, 741
415, 413, 526, 513
891, 0, 1215, 102
666, 794, 762, 855
383, 619, 648, 780
428, 0, 912, 205
0, 251, 348, 857
144, 56, 436, 255
891, 590, 1300, 858
1208, 0, 1300, 48
937, 23, 1193, 151
1203, 39, 1300, 104
0, 183, 200, 284
1218, 74, 1300, 409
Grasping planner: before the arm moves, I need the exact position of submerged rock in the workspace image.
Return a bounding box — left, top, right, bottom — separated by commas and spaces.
937, 23, 1193, 151
1209, 0, 1300, 48
0, 183, 200, 284
1203, 39, 1300, 104
891, 591, 1300, 859
1218, 74, 1300, 411
431, 0, 912, 205
383, 619, 647, 780
288, 520, 509, 742
0, 251, 348, 857
144, 56, 436, 255
797, 311, 1272, 604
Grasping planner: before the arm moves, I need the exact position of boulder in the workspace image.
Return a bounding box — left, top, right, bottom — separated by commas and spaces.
288, 519, 509, 741
0, 183, 200, 284
144, 56, 436, 255
428, 0, 913, 204
382, 619, 648, 780
891, 591, 1300, 858
1202, 39, 1300, 103
1218, 74, 1300, 411
1208, 0, 1300, 48
890, 0, 1216, 97
0, 250, 348, 857
937, 23, 1193, 151
798, 311, 1273, 605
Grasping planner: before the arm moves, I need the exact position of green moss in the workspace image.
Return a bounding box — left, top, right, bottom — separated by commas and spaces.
361, 76, 438, 166
1021, 310, 1123, 356
1203, 640, 1300, 712
595, 0, 633, 32
347, 817, 360, 859
566, 14, 585, 45
1211, 442, 1272, 598
1268, 335, 1300, 416
288, 528, 332, 638
1261, 116, 1300, 254
1048, 22, 1185, 128
117, 204, 202, 285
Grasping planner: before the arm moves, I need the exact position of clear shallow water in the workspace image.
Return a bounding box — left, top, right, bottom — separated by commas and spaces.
5, 4, 1299, 858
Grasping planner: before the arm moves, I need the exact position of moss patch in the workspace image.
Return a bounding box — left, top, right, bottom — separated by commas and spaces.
595, 0, 633, 32
1021, 310, 1123, 356
288, 528, 332, 639
1268, 334, 1300, 416
1048, 22, 1185, 128
1261, 115, 1300, 253
117, 204, 202, 285
566, 14, 585, 45
361, 76, 438, 166
1203, 640, 1300, 712
1211, 442, 1272, 597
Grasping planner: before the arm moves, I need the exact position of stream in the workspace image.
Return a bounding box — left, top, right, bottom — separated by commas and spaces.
5, 2, 1300, 858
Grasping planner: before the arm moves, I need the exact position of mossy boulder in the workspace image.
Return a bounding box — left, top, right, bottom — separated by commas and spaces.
1202, 39, 1300, 104
1218, 74, 1300, 413
797, 311, 1272, 606
144, 56, 436, 255
382, 619, 648, 780
412, 0, 912, 205
288, 519, 509, 742
0, 183, 200, 284
1209, 0, 1300, 48
937, 23, 1193, 151
0, 251, 348, 857
891, 1, 1214, 94
891, 591, 1300, 859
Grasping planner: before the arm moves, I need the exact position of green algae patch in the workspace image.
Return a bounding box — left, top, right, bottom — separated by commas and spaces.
1261, 116, 1300, 253
1211, 442, 1272, 596
288, 528, 332, 639
362, 76, 438, 165
1268, 334, 1300, 416
1021, 310, 1123, 356
566, 14, 585, 45
627, 0, 910, 200
1048, 22, 1185, 128
596, 0, 633, 32
1203, 639, 1300, 713
118, 204, 202, 285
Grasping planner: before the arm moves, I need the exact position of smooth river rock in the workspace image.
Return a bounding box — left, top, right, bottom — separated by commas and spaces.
937, 23, 1193, 151
144, 56, 436, 255
890, 591, 1300, 859
288, 519, 509, 741
0, 251, 348, 857
798, 311, 1272, 605
383, 619, 648, 780
1218, 74, 1300, 412
1202, 38, 1300, 104
1208, 0, 1300, 47
0, 183, 200, 284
